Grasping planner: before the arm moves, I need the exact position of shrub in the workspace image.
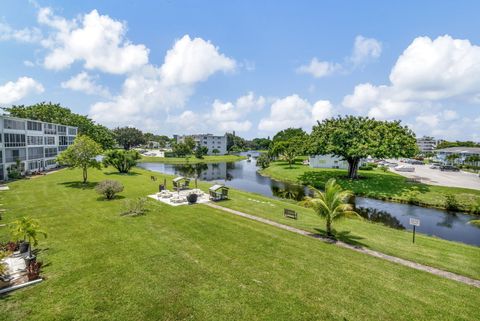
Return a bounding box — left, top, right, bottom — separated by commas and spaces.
95, 180, 124, 200
444, 194, 459, 211
26, 260, 42, 281
187, 193, 198, 204
120, 197, 148, 216
379, 165, 389, 172
256, 153, 271, 169
102, 149, 141, 173
359, 164, 373, 171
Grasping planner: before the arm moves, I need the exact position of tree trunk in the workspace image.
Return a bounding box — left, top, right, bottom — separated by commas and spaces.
326, 217, 332, 236
347, 158, 360, 179
83, 167, 88, 183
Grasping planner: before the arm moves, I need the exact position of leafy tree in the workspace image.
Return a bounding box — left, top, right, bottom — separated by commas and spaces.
102, 149, 141, 173
256, 153, 271, 169
184, 137, 197, 151
57, 135, 103, 183
249, 137, 271, 150
446, 153, 460, 165
4, 102, 115, 149
309, 116, 417, 179
301, 178, 359, 236
172, 143, 192, 157
113, 127, 146, 150
10, 217, 47, 258
143, 133, 171, 148
465, 155, 480, 166
212, 148, 220, 155
437, 140, 480, 149
95, 180, 124, 200
271, 137, 303, 168
194, 146, 209, 159
272, 128, 306, 144
226, 133, 247, 151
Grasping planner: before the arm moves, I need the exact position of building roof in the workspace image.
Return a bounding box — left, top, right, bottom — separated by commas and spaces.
209, 184, 228, 191
435, 147, 480, 154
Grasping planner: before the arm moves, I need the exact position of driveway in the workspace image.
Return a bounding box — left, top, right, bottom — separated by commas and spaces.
388, 161, 480, 190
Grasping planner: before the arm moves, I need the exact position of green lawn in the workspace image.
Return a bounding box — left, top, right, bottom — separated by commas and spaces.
260, 161, 480, 213
140, 154, 246, 164
0, 168, 479, 320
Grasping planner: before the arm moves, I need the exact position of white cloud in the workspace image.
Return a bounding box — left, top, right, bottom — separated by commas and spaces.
0, 22, 42, 43
23, 60, 35, 67
38, 8, 149, 74
0, 77, 44, 105
90, 35, 236, 127
343, 35, 480, 120
61, 72, 110, 97
297, 35, 381, 78
350, 35, 382, 65
296, 58, 341, 78
160, 35, 236, 86
258, 94, 333, 132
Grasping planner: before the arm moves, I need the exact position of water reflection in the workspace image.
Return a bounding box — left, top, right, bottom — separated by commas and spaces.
356, 207, 406, 230
271, 185, 307, 201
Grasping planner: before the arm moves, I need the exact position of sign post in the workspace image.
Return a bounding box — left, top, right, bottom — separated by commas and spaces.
409, 218, 420, 243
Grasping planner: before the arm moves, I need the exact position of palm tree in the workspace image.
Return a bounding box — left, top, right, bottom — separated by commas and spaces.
446, 153, 460, 165
10, 217, 47, 258
302, 178, 360, 237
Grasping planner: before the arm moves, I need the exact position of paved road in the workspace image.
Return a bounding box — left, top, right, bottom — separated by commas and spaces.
389, 161, 480, 190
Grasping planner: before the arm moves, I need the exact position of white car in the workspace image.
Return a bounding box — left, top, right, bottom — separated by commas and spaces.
429, 164, 440, 169
394, 165, 415, 172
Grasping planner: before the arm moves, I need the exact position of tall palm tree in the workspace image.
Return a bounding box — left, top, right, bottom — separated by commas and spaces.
302, 178, 360, 237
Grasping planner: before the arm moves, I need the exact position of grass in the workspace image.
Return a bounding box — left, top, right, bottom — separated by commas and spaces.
260, 161, 480, 213
0, 168, 479, 320
140, 154, 247, 164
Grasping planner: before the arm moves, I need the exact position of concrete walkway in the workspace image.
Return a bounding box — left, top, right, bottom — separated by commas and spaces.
206, 202, 480, 288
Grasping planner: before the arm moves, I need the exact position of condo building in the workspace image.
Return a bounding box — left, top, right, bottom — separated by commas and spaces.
416, 136, 439, 154
0, 115, 77, 181
173, 133, 227, 155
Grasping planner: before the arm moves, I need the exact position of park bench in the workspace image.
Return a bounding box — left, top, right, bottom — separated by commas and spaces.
284, 209, 298, 220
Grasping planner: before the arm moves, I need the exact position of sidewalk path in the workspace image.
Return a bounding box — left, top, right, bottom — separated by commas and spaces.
205, 202, 480, 288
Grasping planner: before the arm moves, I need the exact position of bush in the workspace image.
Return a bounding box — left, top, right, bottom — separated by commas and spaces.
359, 164, 373, 171
187, 193, 198, 204
26, 260, 42, 281
95, 180, 124, 200
256, 153, 271, 169
120, 197, 148, 216
102, 149, 140, 173
444, 194, 459, 211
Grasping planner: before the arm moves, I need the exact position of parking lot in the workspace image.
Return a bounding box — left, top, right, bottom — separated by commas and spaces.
389, 161, 480, 190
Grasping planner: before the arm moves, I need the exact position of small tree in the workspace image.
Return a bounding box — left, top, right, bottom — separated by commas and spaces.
271, 138, 303, 168
194, 146, 209, 159
102, 149, 141, 173
302, 179, 360, 236
10, 217, 47, 258
96, 180, 124, 200
113, 127, 146, 150
256, 153, 271, 169
57, 136, 103, 183
446, 153, 460, 165
212, 148, 220, 155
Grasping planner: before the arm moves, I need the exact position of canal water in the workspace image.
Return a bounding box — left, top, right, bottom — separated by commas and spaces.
138, 153, 480, 246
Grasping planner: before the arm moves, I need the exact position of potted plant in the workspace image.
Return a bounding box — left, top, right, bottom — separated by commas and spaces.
186, 193, 198, 204
10, 217, 47, 264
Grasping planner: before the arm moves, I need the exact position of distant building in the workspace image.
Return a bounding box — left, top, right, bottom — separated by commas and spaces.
434, 147, 480, 164
416, 136, 438, 154
0, 115, 77, 181
309, 155, 364, 169
173, 133, 227, 155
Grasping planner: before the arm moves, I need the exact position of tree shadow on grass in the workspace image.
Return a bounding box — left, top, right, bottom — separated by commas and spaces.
59, 181, 98, 189
104, 171, 141, 176
312, 228, 366, 248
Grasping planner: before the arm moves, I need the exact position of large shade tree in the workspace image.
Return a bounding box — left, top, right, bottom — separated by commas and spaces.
309, 116, 417, 179
113, 127, 146, 150
57, 136, 103, 183
4, 102, 115, 149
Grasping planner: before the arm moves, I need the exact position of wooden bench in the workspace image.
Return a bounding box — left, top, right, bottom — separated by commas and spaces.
284, 209, 298, 220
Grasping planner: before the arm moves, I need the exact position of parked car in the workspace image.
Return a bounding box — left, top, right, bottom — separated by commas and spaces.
394, 165, 415, 172
440, 165, 460, 172
429, 164, 440, 169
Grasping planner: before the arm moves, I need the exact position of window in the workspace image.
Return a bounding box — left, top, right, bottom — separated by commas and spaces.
44, 136, 55, 145
28, 161, 40, 171
4, 119, 25, 130
67, 136, 75, 145
5, 148, 26, 162
28, 147, 44, 160
59, 136, 68, 146
45, 159, 56, 166
27, 121, 42, 131
45, 147, 57, 158
4, 133, 26, 147
0, 151, 2, 163
58, 145, 68, 152
44, 123, 57, 134
68, 127, 77, 135
27, 136, 43, 145
57, 125, 67, 134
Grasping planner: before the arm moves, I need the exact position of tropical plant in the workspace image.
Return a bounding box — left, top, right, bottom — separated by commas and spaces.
120, 197, 148, 216
308, 116, 417, 179
256, 153, 271, 169
95, 180, 124, 200
301, 178, 360, 236
57, 135, 103, 183
10, 217, 47, 258
446, 153, 460, 165
0, 250, 9, 276
102, 149, 141, 173
26, 260, 43, 281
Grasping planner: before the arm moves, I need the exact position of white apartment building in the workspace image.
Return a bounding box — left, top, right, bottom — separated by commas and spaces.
416, 136, 439, 154
0, 115, 77, 181
173, 133, 227, 155
434, 147, 480, 164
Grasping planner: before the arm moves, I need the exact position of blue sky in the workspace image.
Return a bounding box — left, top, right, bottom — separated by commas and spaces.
1, 0, 479, 139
